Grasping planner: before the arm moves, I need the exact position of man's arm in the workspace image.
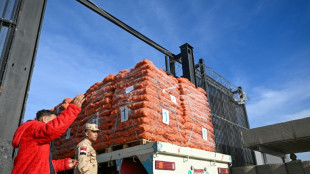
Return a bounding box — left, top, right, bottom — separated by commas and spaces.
34, 94, 84, 143
52, 158, 78, 172
52, 158, 70, 172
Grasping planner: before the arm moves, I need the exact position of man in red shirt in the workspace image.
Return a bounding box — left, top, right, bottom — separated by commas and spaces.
11, 94, 85, 174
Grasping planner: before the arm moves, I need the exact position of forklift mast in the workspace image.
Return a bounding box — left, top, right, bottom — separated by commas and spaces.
0, 0, 47, 173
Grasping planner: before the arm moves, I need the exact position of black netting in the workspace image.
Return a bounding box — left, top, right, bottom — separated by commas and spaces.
194, 62, 255, 167
199, 67, 255, 167
207, 84, 254, 166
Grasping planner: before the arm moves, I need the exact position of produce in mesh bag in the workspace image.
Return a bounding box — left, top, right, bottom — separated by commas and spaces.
52, 59, 217, 159
109, 59, 186, 146
52, 74, 116, 159
178, 77, 216, 152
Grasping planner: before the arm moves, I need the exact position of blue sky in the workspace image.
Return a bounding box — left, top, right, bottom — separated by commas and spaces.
24, 0, 310, 160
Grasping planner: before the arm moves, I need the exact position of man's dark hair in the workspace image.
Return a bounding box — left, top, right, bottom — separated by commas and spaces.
290, 153, 297, 160
36, 109, 55, 121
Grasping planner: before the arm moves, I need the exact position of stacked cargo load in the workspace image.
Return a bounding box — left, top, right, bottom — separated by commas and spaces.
178, 77, 216, 152
52, 59, 216, 159
81, 74, 116, 151
109, 59, 186, 146
52, 74, 116, 159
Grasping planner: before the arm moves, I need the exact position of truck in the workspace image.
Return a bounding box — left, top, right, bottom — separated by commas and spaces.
88, 140, 231, 174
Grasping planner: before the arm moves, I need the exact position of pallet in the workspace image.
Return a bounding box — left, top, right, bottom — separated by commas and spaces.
105, 139, 151, 153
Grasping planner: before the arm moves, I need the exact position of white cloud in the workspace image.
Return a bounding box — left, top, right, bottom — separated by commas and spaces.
247, 76, 310, 128
24, 32, 121, 121
282, 108, 310, 121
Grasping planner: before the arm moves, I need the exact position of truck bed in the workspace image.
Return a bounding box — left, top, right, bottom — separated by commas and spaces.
97, 141, 231, 174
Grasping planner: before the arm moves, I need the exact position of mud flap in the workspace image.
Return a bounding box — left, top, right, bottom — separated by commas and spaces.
137, 152, 154, 174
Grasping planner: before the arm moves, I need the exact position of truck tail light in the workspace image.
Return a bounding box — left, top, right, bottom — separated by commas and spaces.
155, 160, 175, 170
218, 167, 229, 174
194, 169, 204, 174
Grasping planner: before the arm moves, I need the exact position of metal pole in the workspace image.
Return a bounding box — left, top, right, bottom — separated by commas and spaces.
179, 43, 196, 86
198, 58, 212, 100
198, 59, 206, 90
165, 55, 170, 74
170, 59, 176, 77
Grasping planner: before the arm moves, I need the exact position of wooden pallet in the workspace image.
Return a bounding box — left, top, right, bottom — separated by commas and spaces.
105, 139, 151, 153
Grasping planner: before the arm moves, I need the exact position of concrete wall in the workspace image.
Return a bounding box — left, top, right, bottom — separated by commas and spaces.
254, 151, 289, 165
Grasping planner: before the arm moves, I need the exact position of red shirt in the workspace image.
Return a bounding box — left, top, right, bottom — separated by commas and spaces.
12, 104, 81, 174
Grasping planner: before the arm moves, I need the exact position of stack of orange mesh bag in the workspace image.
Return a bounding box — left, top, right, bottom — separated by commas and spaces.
178, 77, 216, 151
51, 74, 116, 159
81, 74, 116, 151
52, 59, 216, 159
108, 60, 185, 146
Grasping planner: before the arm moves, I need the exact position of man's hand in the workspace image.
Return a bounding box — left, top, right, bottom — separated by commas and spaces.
72, 94, 85, 108
68, 159, 79, 168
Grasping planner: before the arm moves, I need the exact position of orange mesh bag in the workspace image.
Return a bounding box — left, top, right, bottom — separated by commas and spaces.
79, 74, 116, 151
109, 59, 185, 147
52, 59, 217, 158
178, 77, 216, 152
52, 74, 116, 159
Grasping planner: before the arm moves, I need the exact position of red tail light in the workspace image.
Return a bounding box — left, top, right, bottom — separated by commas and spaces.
155, 160, 175, 170
218, 167, 229, 174
194, 169, 204, 173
